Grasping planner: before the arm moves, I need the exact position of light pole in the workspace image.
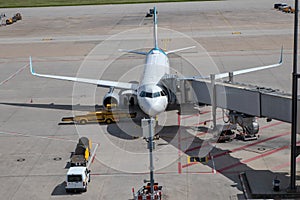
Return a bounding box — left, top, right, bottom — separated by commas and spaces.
290, 0, 299, 191
142, 118, 156, 200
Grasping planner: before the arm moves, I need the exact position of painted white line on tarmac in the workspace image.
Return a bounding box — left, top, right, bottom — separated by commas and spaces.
87, 143, 99, 169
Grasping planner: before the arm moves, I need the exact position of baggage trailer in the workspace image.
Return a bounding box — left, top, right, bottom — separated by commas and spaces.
70, 137, 92, 167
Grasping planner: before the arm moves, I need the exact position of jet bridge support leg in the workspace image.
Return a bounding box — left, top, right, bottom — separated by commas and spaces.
210, 74, 217, 129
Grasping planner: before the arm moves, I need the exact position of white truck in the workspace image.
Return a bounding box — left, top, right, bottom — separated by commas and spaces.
65, 166, 90, 193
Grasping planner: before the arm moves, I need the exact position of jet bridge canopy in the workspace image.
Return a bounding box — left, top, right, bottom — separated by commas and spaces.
174, 78, 299, 126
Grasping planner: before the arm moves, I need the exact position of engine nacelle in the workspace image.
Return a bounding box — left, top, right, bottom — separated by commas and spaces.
119, 90, 137, 106
103, 91, 119, 108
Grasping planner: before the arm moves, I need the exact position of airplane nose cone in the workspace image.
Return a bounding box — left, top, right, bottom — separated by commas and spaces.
140, 97, 167, 117
148, 103, 165, 116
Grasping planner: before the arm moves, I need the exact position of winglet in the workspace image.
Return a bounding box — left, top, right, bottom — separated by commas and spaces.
279, 45, 283, 64
29, 56, 35, 75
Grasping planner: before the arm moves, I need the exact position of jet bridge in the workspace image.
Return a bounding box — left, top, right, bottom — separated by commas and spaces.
167, 76, 300, 135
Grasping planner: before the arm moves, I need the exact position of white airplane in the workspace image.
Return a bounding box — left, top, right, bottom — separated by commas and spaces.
29, 7, 283, 117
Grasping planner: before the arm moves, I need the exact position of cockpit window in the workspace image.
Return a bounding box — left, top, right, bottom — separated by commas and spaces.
140, 91, 146, 97
160, 90, 167, 96
139, 91, 165, 98
153, 92, 160, 98
146, 92, 153, 98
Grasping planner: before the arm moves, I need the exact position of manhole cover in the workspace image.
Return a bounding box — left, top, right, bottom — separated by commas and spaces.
258, 147, 266, 151
17, 158, 25, 162
53, 157, 62, 161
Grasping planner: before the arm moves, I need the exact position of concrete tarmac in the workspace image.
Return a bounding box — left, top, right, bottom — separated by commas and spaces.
0, 0, 297, 199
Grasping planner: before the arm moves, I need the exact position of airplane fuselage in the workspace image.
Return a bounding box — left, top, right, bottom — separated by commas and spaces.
137, 48, 169, 116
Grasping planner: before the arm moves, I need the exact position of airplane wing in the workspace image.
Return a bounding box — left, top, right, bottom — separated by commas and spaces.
180, 47, 283, 80
29, 57, 139, 90
214, 48, 283, 79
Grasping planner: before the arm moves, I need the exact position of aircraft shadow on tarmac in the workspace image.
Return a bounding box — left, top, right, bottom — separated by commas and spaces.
0, 102, 104, 111
0, 102, 147, 140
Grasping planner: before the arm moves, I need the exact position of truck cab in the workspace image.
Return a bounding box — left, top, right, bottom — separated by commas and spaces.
65, 167, 90, 193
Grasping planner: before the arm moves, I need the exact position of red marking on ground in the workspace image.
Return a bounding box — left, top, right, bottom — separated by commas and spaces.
218, 141, 300, 172
182, 162, 196, 169
181, 113, 199, 120
183, 171, 242, 175
178, 162, 182, 174
185, 121, 284, 154
271, 156, 300, 171
213, 131, 290, 159
184, 171, 213, 174
0, 64, 29, 86
259, 121, 284, 132
181, 126, 288, 169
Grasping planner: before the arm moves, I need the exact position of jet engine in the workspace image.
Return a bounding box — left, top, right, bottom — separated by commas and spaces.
102, 87, 137, 108
103, 88, 119, 108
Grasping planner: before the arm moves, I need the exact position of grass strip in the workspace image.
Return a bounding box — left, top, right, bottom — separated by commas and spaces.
0, 0, 216, 8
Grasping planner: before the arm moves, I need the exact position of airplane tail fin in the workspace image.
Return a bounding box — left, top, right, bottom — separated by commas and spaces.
153, 7, 158, 49
120, 6, 159, 54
